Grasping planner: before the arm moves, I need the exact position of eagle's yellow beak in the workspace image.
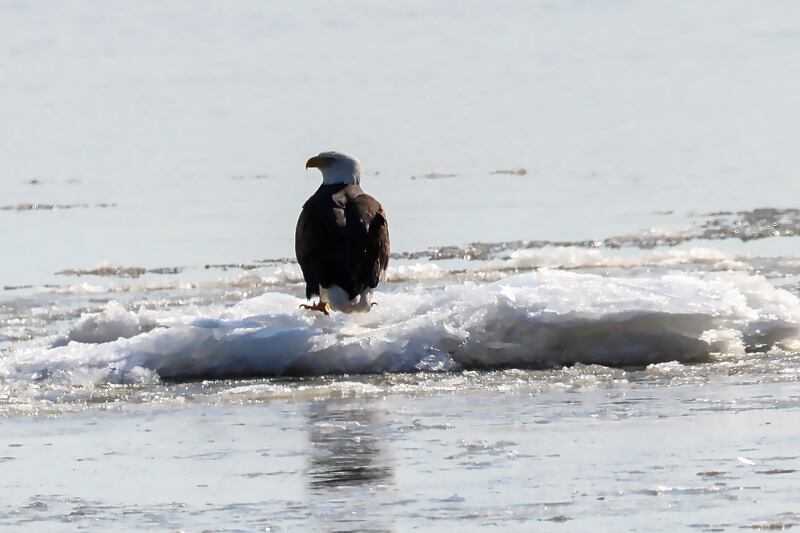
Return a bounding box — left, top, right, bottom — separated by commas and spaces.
306, 155, 334, 169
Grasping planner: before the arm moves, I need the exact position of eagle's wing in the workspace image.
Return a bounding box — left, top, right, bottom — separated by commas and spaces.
352, 194, 390, 289
295, 204, 322, 299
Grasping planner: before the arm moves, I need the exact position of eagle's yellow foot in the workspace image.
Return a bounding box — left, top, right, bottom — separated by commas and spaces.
300, 301, 330, 315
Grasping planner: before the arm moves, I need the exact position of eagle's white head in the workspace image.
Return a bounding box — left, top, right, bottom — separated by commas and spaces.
305, 151, 362, 185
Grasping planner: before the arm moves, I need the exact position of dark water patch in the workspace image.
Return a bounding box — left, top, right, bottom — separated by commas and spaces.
740, 523, 796, 530
542, 515, 571, 522
755, 468, 797, 475
0, 203, 116, 212
240, 470, 296, 478
3, 285, 34, 291
204, 263, 261, 271
697, 470, 728, 478
689, 522, 736, 531
56, 266, 183, 278
411, 172, 457, 180
490, 168, 527, 176
254, 257, 297, 265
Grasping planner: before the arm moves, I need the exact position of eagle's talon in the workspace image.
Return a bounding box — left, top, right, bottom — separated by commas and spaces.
300, 302, 330, 315
371, 302, 378, 308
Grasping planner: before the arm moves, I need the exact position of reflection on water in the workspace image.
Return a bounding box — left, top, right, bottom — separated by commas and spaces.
306, 400, 395, 531
307, 400, 393, 489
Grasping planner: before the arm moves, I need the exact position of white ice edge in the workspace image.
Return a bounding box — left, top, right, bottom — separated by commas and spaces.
4, 270, 800, 382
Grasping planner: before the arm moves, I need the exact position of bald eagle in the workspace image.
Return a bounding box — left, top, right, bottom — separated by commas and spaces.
296, 151, 390, 314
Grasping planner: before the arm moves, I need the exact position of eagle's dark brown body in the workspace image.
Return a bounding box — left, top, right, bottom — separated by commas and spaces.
295, 183, 390, 301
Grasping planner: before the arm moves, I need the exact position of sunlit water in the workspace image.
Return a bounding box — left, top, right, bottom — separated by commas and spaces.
2, 0, 800, 530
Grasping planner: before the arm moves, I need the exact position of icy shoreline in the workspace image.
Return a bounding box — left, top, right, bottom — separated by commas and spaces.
4, 270, 799, 383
